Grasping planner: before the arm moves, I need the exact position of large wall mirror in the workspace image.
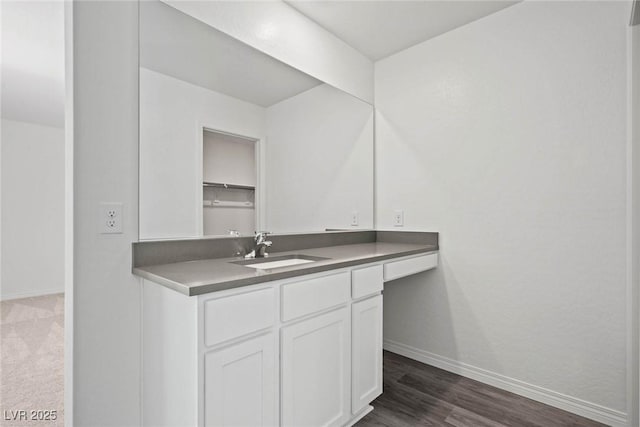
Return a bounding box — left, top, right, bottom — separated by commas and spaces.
139, 1, 374, 240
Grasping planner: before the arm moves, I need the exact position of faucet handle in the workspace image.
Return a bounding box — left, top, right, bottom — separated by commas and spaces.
255, 231, 271, 242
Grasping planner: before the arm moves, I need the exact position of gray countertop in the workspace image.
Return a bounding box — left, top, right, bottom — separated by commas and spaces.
133, 241, 438, 296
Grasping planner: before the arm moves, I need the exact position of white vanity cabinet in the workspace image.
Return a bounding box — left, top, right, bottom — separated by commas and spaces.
143, 282, 280, 427
281, 307, 351, 427
351, 265, 384, 416
204, 333, 277, 426
142, 252, 437, 427
280, 271, 352, 427
351, 295, 383, 415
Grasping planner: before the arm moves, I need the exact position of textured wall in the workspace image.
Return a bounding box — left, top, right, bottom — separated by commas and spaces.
631, 21, 640, 427
72, 1, 141, 424
1, 119, 64, 300
376, 1, 629, 421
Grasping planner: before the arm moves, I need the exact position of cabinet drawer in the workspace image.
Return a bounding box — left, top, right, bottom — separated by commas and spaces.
281, 272, 350, 322
384, 253, 438, 282
204, 288, 275, 347
351, 265, 383, 299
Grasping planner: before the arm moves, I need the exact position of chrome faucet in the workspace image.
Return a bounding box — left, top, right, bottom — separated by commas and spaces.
244, 231, 272, 259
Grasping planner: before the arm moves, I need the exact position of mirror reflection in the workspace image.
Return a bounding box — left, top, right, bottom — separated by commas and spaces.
139, 1, 374, 240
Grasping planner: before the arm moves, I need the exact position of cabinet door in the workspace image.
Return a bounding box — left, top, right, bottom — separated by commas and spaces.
352, 294, 383, 414
204, 333, 276, 427
281, 307, 350, 427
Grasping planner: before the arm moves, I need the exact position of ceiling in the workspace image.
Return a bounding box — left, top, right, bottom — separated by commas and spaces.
1, 0, 65, 128
285, 0, 519, 60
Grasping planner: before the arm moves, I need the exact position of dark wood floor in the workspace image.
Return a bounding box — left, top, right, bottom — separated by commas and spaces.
356, 351, 608, 427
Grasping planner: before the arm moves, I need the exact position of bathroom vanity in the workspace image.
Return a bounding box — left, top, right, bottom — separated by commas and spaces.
133, 231, 438, 427
134, 4, 438, 425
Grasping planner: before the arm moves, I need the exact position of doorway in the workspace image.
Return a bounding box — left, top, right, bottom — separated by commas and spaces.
201, 129, 260, 237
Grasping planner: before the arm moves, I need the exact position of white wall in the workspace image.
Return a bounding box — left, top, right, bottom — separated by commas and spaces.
631, 21, 640, 427
1, 119, 64, 300
72, 1, 141, 424
163, 0, 374, 104
1, 0, 65, 128
140, 67, 265, 239
376, 1, 629, 424
265, 84, 374, 233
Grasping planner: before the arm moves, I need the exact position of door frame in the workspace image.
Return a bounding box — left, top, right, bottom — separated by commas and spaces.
195, 124, 265, 237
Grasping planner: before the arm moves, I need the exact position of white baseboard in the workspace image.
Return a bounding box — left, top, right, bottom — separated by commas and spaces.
0, 288, 64, 301
383, 339, 627, 427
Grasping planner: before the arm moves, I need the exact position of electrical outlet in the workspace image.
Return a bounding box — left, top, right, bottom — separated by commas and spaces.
393, 210, 404, 227
351, 211, 359, 226
99, 203, 123, 234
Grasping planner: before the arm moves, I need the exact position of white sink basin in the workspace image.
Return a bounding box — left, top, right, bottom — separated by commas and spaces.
232, 254, 329, 270
242, 258, 315, 269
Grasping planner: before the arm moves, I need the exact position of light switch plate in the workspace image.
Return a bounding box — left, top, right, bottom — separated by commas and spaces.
393, 210, 404, 227
99, 202, 123, 234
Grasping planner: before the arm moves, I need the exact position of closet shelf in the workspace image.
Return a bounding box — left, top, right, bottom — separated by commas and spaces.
203, 200, 255, 208
203, 181, 255, 191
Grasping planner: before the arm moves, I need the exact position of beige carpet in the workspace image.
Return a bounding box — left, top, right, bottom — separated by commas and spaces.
1, 294, 64, 426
